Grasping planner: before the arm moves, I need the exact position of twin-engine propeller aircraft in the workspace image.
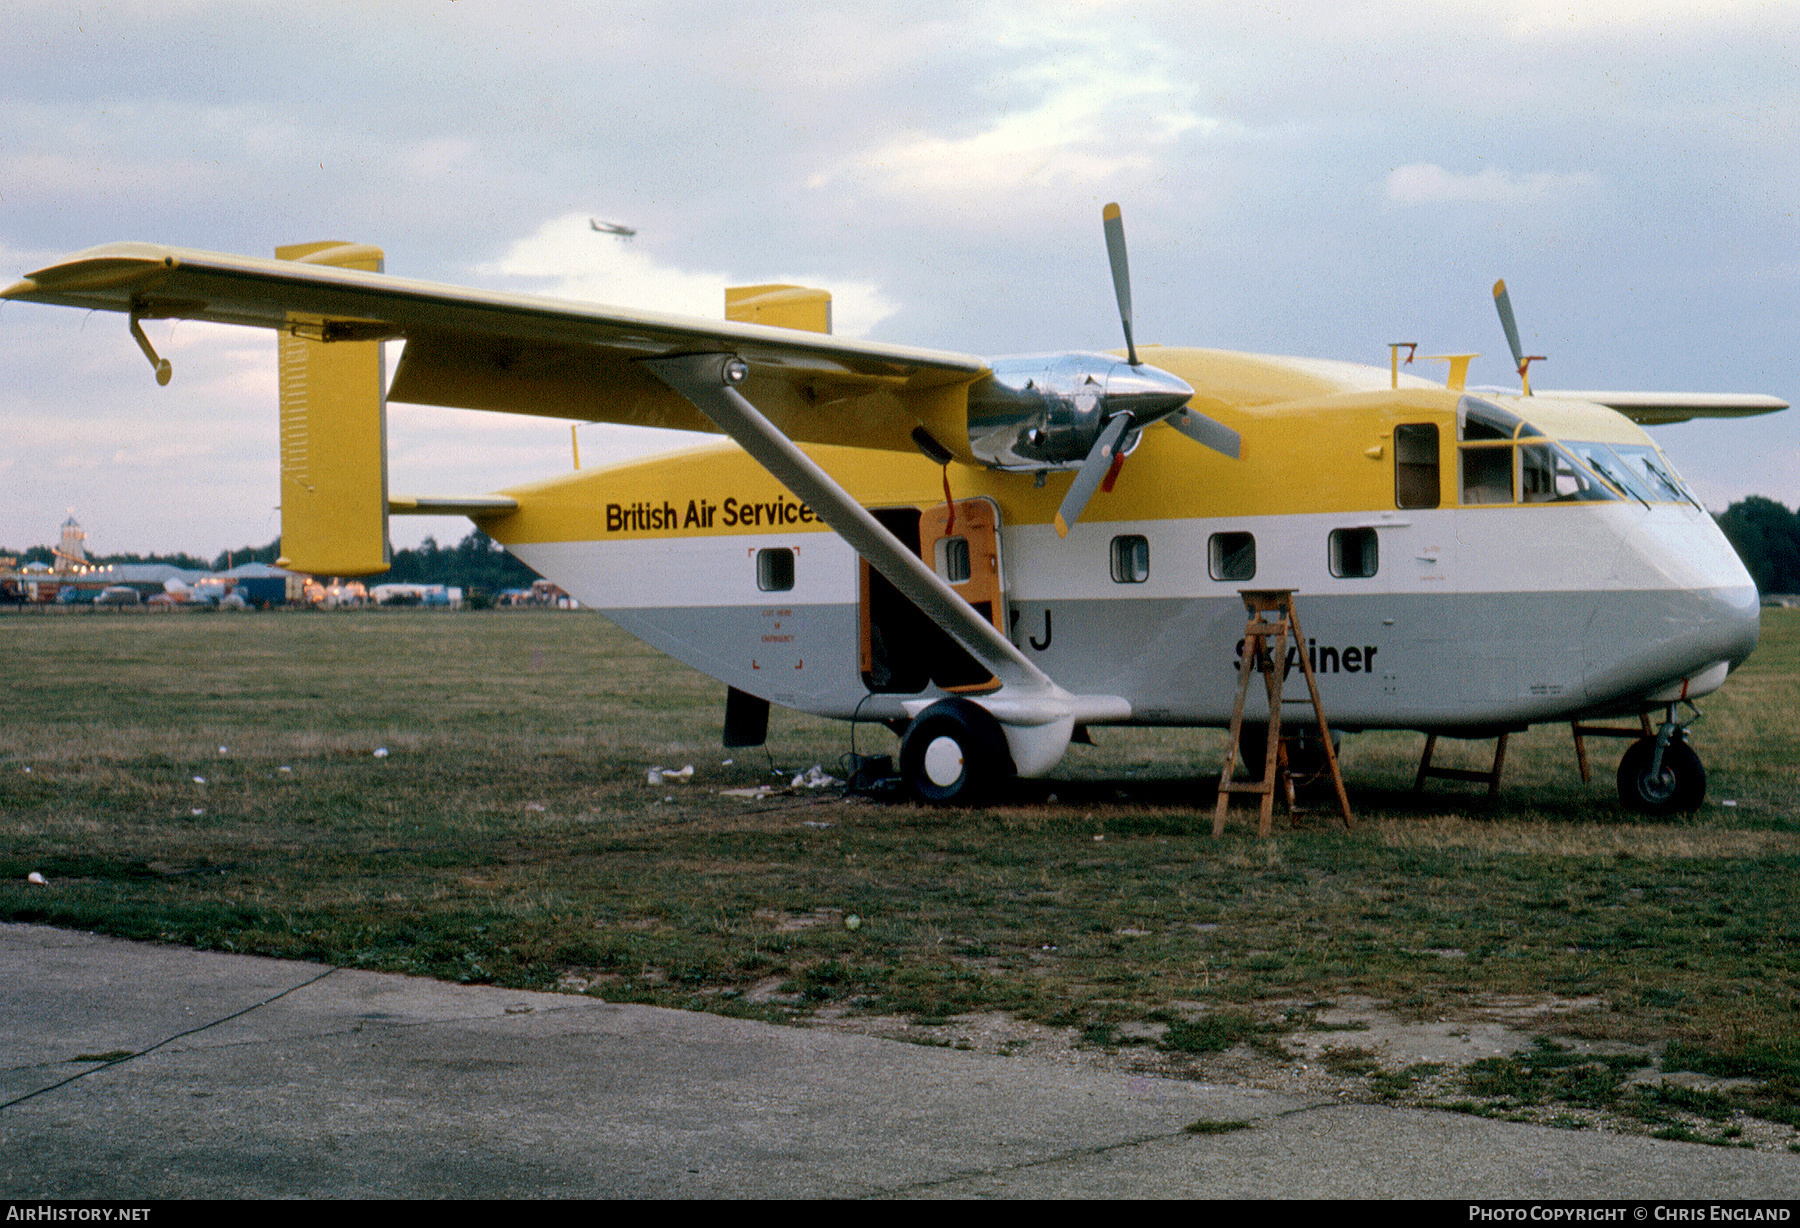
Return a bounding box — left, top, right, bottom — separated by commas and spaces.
5, 209, 1785, 813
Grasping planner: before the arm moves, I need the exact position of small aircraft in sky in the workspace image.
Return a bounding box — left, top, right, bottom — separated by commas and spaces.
589, 219, 637, 238
4, 210, 1784, 814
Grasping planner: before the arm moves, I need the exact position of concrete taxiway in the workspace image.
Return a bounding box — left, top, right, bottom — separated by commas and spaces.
2, 922, 1796, 1199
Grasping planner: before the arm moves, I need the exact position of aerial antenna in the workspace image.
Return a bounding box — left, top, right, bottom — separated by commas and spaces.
1388, 343, 1417, 390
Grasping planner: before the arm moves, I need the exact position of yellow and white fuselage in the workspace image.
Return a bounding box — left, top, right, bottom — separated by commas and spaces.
485, 349, 1759, 740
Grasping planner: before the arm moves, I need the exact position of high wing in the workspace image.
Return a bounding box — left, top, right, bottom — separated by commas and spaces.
1534, 391, 1789, 425
5, 241, 1121, 770
3, 241, 989, 457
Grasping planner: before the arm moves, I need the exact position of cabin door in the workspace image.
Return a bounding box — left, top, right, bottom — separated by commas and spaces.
859, 499, 1007, 695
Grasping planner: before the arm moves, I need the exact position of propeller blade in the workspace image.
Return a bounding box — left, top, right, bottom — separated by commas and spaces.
1102, 203, 1139, 366
1168, 407, 1241, 459
1054, 413, 1133, 538
1492, 279, 1525, 373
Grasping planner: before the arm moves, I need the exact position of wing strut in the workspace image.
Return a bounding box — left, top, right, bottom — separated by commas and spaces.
643, 352, 1062, 705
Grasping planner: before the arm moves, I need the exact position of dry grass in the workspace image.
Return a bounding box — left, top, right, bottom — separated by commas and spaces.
4, 605, 1798, 1123
1369, 816, 1800, 858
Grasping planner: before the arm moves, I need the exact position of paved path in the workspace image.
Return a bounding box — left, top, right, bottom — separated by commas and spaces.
3, 922, 1796, 1199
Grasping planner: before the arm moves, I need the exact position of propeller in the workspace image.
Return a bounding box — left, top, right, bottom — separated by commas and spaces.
1102, 203, 1139, 367
1055, 411, 1134, 537
1167, 405, 1242, 457
1492, 279, 1545, 395
1053, 204, 1241, 536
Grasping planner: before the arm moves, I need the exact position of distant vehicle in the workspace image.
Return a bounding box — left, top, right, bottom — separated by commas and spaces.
95, 585, 140, 606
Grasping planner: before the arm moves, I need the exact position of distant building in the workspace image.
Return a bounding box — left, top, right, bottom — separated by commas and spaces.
56, 516, 88, 572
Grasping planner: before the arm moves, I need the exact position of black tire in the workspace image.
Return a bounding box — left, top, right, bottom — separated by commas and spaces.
899, 698, 1016, 805
1617, 736, 1706, 816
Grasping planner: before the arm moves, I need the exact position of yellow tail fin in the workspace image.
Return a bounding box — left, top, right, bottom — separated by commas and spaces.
273, 241, 390, 577
725, 284, 832, 334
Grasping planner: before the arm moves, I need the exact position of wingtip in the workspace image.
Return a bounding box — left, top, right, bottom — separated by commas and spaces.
1102, 202, 1121, 221
1053, 512, 1071, 538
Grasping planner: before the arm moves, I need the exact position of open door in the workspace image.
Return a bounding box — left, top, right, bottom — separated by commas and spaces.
859, 499, 1008, 694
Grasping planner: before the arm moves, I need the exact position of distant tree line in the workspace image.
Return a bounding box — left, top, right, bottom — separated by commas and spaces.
12, 544, 220, 571
384, 530, 542, 591
1717, 497, 1800, 595
5, 529, 540, 592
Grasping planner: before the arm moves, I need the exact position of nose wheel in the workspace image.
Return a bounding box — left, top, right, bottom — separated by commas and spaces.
1617, 735, 1706, 816
899, 698, 1016, 805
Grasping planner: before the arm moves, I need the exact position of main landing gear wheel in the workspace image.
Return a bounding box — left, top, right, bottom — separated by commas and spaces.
1617, 736, 1706, 817
899, 698, 1016, 805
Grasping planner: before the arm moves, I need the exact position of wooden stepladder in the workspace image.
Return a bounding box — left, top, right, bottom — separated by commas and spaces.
1570, 713, 1653, 783
1214, 590, 1355, 837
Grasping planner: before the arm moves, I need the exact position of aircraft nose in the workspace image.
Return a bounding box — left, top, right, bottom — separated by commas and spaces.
1588, 577, 1760, 707
1714, 581, 1762, 670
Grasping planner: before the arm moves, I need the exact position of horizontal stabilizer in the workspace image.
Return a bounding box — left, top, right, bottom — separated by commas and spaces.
389, 495, 520, 517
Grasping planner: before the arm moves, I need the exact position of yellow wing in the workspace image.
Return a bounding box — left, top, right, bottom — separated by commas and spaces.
3, 241, 990, 456
1534, 390, 1788, 425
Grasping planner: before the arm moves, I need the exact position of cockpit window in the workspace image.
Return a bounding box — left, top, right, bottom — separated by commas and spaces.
1566, 442, 1647, 501
1458, 397, 1521, 441
1521, 443, 1621, 503
1460, 443, 1514, 504
1613, 445, 1695, 504
1458, 397, 1522, 504
1566, 442, 1694, 504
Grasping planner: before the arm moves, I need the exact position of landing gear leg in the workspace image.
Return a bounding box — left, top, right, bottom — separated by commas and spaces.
899, 698, 1016, 805
1617, 703, 1706, 816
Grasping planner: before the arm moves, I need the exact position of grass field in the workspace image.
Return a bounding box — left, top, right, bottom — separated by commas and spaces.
5, 604, 1799, 1143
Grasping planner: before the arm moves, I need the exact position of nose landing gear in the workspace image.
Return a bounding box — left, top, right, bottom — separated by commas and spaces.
1617, 703, 1706, 816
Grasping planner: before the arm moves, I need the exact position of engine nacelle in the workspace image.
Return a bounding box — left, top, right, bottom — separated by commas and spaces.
965, 352, 1193, 471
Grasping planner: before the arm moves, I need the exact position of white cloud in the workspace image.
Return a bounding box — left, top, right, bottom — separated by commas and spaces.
476, 213, 897, 338
1385, 163, 1604, 205
1501, 0, 1779, 37
806, 19, 1214, 213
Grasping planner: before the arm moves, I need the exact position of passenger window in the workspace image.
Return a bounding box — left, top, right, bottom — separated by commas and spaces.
1330, 528, 1379, 578
756, 547, 794, 592
1110, 535, 1149, 583
1394, 423, 1439, 509
1209, 532, 1256, 582
938, 536, 972, 583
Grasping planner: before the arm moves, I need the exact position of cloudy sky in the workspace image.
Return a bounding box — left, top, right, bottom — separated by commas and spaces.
2, 0, 1796, 557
